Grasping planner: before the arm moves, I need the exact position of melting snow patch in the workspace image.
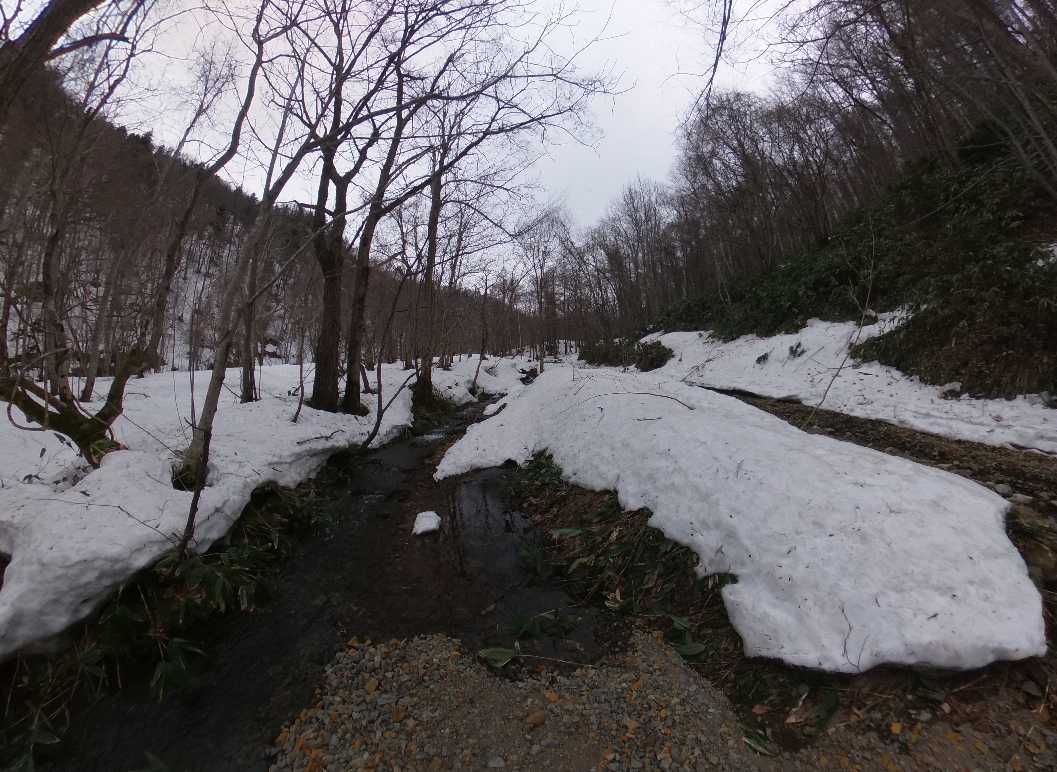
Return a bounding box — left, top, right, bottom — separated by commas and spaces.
436, 368, 1045, 673
413, 511, 441, 535
646, 315, 1057, 455
0, 354, 532, 660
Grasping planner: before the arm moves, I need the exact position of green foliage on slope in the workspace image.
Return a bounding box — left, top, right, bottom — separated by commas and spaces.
657, 147, 1057, 398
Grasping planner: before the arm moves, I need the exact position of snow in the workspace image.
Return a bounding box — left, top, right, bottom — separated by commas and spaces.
437, 365, 1046, 672
0, 355, 519, 659
644, 315, 1057, 455
412, 511, 441, 535
430, 354, 535, 407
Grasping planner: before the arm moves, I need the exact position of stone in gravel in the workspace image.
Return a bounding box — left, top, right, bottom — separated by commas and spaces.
1023, 680, 1044, 698
993, 482, 1014, 496
525, 710, 546, 728
487, 756, 506, 768
1011, 493, 1034, 504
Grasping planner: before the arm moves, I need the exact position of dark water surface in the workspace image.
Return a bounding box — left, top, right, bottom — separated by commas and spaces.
45, 404, 611, 772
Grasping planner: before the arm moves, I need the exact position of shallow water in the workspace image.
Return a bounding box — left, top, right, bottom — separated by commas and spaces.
45, 405, 613, 772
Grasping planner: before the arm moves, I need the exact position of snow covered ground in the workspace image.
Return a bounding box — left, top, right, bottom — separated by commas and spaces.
438, 365, 1046, 672
0, 355, 525, 659
645, 315, 1057, 455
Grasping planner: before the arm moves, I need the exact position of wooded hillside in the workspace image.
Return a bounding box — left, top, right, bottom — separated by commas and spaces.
537, 1, 1057, 397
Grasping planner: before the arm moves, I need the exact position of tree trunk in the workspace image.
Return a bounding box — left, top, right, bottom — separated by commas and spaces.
80, 253, 125, 401
414, 168, 443, 402
470, 286, 488, 394
40, 221, 71, 398
146, 170, 206, 369
340, 74, 407, 414
175, 213, 267, 487
2, 346, 146, 465
309, 253, 343, 410
341, 212, 380, 415
240, 249, 258, 402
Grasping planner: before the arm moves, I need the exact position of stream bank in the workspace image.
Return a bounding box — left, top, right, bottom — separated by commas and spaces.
39, 402, 617, 772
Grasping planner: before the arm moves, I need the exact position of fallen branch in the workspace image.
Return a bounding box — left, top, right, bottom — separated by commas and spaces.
295, 429, 344, 446
571, 390, 696, 413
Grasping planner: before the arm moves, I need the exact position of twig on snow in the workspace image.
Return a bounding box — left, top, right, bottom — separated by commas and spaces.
295, 430, 344, 446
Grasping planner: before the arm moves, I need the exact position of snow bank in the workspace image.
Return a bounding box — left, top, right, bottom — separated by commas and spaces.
0, 364, 419, 659
645, 316, 1057, 455
437, 367, 1045, 672
0, 352, 534, 659
430, 354, 536, 407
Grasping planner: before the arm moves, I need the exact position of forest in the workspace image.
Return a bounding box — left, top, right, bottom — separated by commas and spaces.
1, 1, 1057, 770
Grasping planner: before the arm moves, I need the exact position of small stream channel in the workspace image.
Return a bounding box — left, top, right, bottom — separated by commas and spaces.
44, 403, 614, 772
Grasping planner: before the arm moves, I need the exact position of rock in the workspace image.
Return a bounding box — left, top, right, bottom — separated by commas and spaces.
487, 756, 506, 768
1011, 493, 1034, 505
1023, 680, 1044, 698
993, 483, 1014, 497
525, 710, 546, 728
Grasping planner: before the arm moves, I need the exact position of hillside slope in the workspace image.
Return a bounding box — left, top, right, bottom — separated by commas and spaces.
658, 149, 1057, 399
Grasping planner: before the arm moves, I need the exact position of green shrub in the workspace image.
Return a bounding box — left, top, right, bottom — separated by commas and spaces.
580, 338, 636, 367
634, 340, 674, 371
581, 338, 674, 372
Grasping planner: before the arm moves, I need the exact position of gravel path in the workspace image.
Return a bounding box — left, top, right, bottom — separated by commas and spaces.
270, 629, 768, 771
270, 625, 1057, 772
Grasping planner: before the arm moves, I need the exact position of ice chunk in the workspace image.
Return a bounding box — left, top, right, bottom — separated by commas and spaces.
413, 511, 441, 535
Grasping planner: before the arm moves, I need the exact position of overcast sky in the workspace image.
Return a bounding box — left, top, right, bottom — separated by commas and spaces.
92, 0, 777, 229
533, 0, 775, 226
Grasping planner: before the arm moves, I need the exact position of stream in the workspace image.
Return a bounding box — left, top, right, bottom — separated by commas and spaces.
44, 403, 614, 772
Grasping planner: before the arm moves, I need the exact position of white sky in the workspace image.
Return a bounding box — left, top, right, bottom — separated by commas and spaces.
32, 0, 778, 229
533, 0, 774, 225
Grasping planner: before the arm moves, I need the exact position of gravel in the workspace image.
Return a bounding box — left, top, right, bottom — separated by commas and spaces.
270, 629, 769, 771
269, 625, 1057, 771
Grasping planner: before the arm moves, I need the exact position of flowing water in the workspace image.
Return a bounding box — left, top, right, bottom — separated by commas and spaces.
45, 404, 614, 772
